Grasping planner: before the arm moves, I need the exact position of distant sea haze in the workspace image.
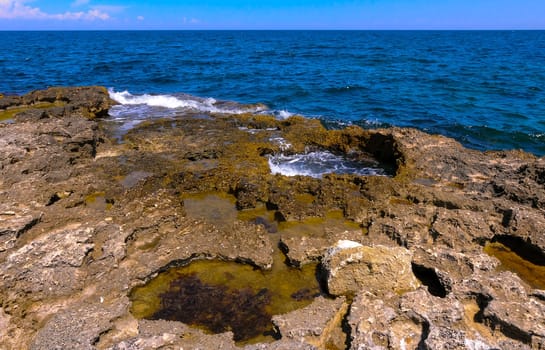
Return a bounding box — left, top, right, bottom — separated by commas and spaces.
2, 30, 545, 155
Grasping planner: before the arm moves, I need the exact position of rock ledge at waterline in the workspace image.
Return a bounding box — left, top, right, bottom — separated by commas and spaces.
1, 87, 545, 349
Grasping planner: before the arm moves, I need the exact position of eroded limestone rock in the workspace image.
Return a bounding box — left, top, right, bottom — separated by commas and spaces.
2, 87, 545, 350
347, 293, 424, 350
322, 241, 420, 297
272, 296, 348, 349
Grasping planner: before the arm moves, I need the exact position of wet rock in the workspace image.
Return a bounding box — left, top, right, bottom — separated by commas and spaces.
321, 241, 420, 297
272, 296, 348, 349
0, 94, 20, 109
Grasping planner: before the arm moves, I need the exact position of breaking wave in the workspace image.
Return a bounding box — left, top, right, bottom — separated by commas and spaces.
109, 88, 267, 115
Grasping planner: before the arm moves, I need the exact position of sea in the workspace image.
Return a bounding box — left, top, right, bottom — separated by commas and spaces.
2, 30, 545, 157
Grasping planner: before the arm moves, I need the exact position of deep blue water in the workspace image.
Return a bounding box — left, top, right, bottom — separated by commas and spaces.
2, 30, 545, 155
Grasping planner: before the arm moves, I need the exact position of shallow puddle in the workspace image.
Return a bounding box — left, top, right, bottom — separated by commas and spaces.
119, 170, 153, 188
183, 193, 238, 227
130, 256, 321, 344
484, 241, 545, 290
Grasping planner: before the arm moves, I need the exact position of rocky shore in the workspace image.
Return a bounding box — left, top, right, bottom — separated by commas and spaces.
1, 86, 545, 349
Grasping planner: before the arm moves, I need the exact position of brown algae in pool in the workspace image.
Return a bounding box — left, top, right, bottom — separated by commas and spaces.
484, 241, 545, 290
130, 259, 321, 343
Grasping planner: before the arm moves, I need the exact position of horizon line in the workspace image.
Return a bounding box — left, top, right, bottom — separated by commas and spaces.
2, 28, 545, 31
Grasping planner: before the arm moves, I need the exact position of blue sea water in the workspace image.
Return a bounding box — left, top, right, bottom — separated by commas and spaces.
2, 30, 545, 155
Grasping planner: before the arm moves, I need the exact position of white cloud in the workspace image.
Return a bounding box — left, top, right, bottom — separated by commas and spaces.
137, 15, 144, 21
0, 0, 47, 19
53, 9, 109, 20
92, 5, 126, 14
0, 0, 110, 20
182, 17, 200, 24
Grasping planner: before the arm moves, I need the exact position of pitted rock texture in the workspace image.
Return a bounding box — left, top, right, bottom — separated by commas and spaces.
322, 241, 420, 297
1, 87, 545, 349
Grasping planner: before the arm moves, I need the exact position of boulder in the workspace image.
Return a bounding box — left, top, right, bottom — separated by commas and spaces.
321, 240, 420, 296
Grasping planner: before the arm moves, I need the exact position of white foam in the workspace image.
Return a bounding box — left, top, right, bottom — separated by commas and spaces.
268, 151, 387, 178
270, 137, 292, 151
108, 88, 265, 115
109, 89, 220, 111
276, 110, 294, 119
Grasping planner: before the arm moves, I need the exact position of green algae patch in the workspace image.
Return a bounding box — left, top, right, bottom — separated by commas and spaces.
484, 242, 545, 290
0, 102, 67, 122
278, 210, 362, 234
0, 106, 28, 121
85, 191, 113, 211
130, 258, 321, 344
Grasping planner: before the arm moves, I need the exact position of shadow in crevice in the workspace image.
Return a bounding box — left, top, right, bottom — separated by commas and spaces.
473, 293, 533, 346
411, 263, 449, 298
415, 319, 430, 350
491, 235, 545, 266
339, 301, 353, 350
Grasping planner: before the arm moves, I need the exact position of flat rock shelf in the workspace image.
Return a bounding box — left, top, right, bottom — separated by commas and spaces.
1, 87, 545, 350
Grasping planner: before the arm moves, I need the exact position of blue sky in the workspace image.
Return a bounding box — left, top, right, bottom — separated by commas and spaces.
1, 0, 544, 30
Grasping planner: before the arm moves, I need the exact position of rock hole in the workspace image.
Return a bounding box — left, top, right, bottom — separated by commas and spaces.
411, 263, 448, 298
267, 150, 393, 178
472, 294, 490, 324
46, 193, 61, 206
364, 133, 400, 174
